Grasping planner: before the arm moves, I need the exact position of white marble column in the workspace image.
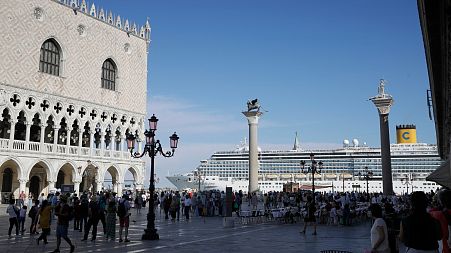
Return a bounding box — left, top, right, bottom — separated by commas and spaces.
116, 182, 123, 196
73, 181, 81, 196
39, 123, 45, 151
47, 180, 56, 194
90, 130, 95, 155
100, 131, 105, 153
19, 179, 27, 198
96, 180, 103, 193
8, 119, 16, 149
25, 121, 31, 150
242, 111, 263, 194
78, 129, 83, 153
66, 127, 71, 154
53, 127, 59, 150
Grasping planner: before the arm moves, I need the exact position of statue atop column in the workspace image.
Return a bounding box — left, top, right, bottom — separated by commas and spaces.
247, 99, 260, 112
378, 79, 386, 96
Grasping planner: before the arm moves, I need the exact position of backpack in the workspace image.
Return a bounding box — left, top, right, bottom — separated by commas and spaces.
67, 205, 74, 221
98, 197, 106, 211
28, 206, 37, 218
117, 201, 126, 218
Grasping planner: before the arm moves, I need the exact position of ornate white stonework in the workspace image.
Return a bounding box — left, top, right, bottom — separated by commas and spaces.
370, 79, 394, 115
33, 7, 44, 21
0, 0, 150, 201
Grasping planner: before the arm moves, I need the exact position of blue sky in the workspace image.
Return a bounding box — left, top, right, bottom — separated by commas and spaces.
93, 0, 435, 187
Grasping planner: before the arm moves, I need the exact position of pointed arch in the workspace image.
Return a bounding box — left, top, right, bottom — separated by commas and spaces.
30, 113, 42, 142
56, 161, 77, 187
14, 110, 27, 141
0, 108, 12, 139
39, 38, 61, 76
26, 159, 52, 180
0, 156, 24, 179
101, 58, 117, 91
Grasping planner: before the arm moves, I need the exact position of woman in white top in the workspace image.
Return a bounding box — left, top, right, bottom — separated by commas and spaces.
369, 203, 390, 253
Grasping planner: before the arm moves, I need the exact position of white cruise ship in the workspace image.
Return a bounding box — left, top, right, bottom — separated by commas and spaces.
167, 125, 443, 195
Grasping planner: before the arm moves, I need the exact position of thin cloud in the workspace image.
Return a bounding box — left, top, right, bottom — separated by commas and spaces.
148, 95, 245, 134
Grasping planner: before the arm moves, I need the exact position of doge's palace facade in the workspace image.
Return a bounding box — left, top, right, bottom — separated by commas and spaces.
0, 0, 150, 202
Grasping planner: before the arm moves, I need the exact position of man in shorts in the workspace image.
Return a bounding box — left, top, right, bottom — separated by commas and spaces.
52, 196, 75, 253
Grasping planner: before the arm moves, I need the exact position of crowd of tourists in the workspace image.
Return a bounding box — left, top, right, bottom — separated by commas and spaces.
5, 190, 139, 253
5, 187, 451, 253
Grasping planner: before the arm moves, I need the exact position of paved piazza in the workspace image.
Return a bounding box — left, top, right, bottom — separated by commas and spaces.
0, 205, 378, 253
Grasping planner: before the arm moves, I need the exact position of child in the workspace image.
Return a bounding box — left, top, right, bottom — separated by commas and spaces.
19, 205, 27, 234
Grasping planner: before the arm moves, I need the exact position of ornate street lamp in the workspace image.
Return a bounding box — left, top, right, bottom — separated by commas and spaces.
126, 114, 179, 240
301, 153, 323, 204
358, 166, 373, 199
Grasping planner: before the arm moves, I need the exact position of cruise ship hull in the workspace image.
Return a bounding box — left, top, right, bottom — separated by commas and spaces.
166, 175, 439, 194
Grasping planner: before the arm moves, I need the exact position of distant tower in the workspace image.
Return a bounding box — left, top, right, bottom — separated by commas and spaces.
243, 99, 263, 194
293, 132, 301, 150
370, 79, 394, 195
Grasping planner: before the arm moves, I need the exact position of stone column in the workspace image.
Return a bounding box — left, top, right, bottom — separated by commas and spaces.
73, 181, 81, 196
25, 121, 31, 150
78, 129, 83, 153
90, 130, 95, 156
138, 132, 143, 153
242, 110, 263, 194
370, 79, 394, 195
96, 180, 103, 193
8, 119, 16, 149
47, 180, 56, 194
19, 179, 27, 197
66, 127, 71, 154
40, 123, 45, 151
121, 134, 126, 157
100, 131, 105, 153
116, 182, 123, 196
53, 126, 59, 150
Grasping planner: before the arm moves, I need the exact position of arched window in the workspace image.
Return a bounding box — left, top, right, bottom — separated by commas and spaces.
101, 59, 116, 91
39, 39, 61, 76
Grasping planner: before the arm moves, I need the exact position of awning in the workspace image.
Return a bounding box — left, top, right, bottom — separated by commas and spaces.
426, 159, 450, 188
299, 184, 332, 191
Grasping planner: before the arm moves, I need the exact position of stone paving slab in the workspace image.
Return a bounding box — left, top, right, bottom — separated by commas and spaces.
0, 207, 375, 253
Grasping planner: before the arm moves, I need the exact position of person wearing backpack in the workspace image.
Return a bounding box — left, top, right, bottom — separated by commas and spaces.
29, 200, 40, 234
52, 196, 75, 253
36, 200, 52, 245
79, 194, 89, 233
105, 200, 117, 241
117, 195, 131, 242
18, 205, 27, 234
81, 195, 100, 241
6, 198, 19, 239
98, 192, 107, 234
